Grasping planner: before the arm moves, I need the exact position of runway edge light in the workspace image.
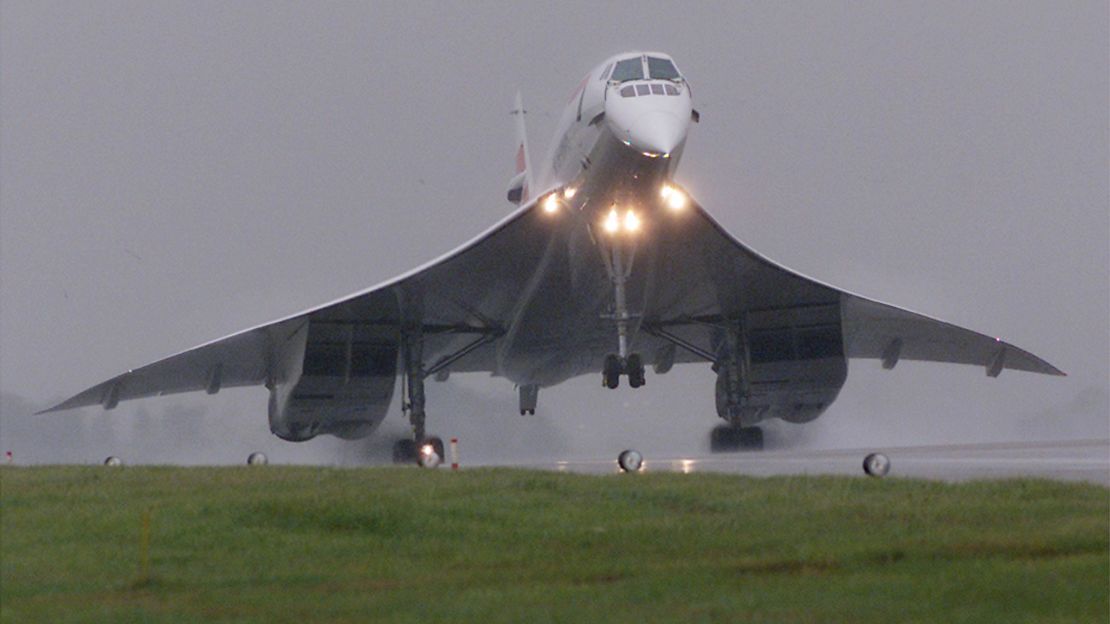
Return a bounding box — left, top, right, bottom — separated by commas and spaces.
863, 453, 891, 477
618, 449, 644, 473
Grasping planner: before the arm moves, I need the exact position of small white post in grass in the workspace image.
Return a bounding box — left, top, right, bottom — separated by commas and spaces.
450, 437, 459, 470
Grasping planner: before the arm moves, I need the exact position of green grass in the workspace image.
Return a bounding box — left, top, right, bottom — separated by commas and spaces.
1, 467, 1107, 623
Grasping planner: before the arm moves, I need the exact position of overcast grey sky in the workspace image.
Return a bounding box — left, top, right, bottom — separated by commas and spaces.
1, 1, 1106, 463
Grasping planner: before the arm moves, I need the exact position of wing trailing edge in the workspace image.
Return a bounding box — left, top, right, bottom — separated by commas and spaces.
690, 198, 1065, 378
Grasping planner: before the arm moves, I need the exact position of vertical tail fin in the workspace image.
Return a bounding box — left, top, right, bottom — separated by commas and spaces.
506, 91, 534, 205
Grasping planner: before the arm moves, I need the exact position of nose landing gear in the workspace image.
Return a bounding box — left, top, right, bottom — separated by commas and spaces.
602, 353, 645, 389
599, 228, 647, 389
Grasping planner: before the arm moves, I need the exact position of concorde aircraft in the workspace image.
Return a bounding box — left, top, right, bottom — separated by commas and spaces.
43, 52, 1063, 464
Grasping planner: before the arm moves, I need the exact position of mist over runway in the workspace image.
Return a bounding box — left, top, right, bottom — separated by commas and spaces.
512, 439, 1110, 486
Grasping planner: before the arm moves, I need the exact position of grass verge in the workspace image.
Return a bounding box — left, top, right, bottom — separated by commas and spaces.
2, 466, 1107, 623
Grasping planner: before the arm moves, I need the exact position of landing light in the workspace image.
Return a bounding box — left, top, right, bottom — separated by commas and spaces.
563, 187, 577, 199
623, 210, 641, 232
604, 208, 621, 233
603, 207, 642, 235
543, 194, 560, 213
660, 184, 687, 210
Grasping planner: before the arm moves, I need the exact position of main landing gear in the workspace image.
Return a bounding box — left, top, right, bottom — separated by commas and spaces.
709, 424, 763, 452
390, 321, 500, 466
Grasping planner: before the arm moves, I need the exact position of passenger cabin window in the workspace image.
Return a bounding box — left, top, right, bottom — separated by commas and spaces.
647, 57, 681, 80
611, 58, 644, 82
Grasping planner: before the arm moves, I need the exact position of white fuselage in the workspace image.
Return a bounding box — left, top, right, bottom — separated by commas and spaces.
536, 52, 693, 207
491, 53, 697, 388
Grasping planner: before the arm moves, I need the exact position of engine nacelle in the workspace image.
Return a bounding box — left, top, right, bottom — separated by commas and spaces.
267, 319, 398, 442
715, 306, 848, 427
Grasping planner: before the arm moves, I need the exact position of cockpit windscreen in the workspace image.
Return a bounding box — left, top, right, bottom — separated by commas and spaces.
611, 58, 644, 82
647, 57, 681, 80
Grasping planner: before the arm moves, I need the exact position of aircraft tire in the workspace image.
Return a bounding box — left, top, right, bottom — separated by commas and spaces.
627, 353, 645, 388
392, 439, 418, 464
426, 436, 446, 462
710, 425, 764, 452
603, 354, 622, 389
710, 425, 740, 452
739, 426, 763, 450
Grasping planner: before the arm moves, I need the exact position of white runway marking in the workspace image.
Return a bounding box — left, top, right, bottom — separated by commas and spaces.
521, 439, 1110, 486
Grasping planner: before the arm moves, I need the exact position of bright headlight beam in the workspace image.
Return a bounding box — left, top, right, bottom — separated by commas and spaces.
543, 194, 560, 213
604, 208, 620, 233
623, 210, 641, 232
661, 184, 686, 210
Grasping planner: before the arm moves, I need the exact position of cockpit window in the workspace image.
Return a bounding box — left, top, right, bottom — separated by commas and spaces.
648, 57, 681, 80
611, 58, 644, 82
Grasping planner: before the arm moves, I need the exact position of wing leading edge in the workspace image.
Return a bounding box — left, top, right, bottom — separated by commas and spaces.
39, 193, 554, 414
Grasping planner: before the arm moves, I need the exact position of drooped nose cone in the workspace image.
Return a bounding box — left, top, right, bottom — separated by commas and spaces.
604, 86, 692, 157
628, 111, 685, 156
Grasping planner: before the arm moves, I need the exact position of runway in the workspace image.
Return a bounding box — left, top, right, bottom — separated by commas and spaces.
524, 439, 1110, 486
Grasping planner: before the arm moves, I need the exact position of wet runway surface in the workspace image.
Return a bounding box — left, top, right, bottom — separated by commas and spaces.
521, 439, 1110, 486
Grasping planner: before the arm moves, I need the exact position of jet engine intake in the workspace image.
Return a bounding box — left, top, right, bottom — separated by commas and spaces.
268, 319, 399, 441
714, 310, 848, 427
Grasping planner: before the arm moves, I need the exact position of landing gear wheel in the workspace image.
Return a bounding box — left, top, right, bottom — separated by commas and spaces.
709, 425, 764, 452
392, 439, 417, 464
739, 427, 763, 450
416, 436, 446, 468
710, 425, 738, 452
602, 354, 622, 389
425, 436, 445, 463
626, 353, 645, 388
